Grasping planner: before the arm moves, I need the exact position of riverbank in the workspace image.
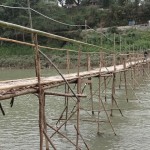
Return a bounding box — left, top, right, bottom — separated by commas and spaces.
0, 54, 100, 69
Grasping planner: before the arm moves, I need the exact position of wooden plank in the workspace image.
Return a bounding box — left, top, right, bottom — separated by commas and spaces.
45, 92, 86, 97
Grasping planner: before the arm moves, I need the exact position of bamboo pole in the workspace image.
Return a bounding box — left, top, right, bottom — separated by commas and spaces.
123, 55, 128, 102
98, 52, 116, 135
27, 0, 33, 42
56, 106, 67, 126
0, 103, 5, 116
87, 53, 94, 115
113, 33, 116, 71
65, 84, 69, 129
43, 94, 49, 150
44, 92, 86, 97
76, 48, 81, 149
50, 111, 76, 138
104, 76, 107, 102
110, 73, 123, 116
33, 33, 44, 150
43, 130, 56, 150
89, 80, 94, 115
74, 125, 90, 150
0, 21, 102, 49
110, 74, 115, 117
66, 50, 70, 74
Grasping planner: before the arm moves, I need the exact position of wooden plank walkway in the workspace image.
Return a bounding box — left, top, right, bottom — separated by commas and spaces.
0, 60, 144, 100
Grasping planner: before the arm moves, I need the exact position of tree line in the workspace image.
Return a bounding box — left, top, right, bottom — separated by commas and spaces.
0, 0, 150, 43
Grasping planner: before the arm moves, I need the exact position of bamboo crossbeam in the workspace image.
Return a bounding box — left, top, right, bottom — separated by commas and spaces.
45, 92, 86, 97
46, 123, 78, 148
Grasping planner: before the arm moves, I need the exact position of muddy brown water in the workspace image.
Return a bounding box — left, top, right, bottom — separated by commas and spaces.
0, 69, 150, 150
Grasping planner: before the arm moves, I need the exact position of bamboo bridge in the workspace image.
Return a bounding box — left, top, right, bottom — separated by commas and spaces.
0, 21, 150, 150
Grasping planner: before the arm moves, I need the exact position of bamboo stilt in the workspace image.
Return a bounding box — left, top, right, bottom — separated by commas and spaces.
66, 50, 70, 74
98, 77, 116, 135
33, 34, 44, 150
76, 77, 81, 150
65, 84, 69, 129
43, 94, 49, 150
110, 74, 115, 117
87, 53, 94, 115
97, 110, 100, 134
124, 70, 128, 103
119, 71, 122, 89
89, 79, 94, 115
110, 73, 123, 116
104, 76, 107, 102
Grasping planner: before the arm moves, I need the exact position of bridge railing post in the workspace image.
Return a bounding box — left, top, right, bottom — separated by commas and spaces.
87, 53, 91, 71
113, 53, 116, 72
66, 50, 70, 74
77, 47, 81, 77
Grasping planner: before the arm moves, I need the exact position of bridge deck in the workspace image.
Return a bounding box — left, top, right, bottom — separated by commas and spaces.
0, 61, 143, 100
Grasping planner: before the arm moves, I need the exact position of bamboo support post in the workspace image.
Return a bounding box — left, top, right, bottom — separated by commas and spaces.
110, 73, 123, 117
113, 33, 116, 71
110, 73, 115, 117
76, 77, 81, 149
119, 71, 122, 89
123, 55, 128, 102
74, 125, 90, 150
0, 103, 5, 116
33, 34, 44, 150
89, 79, 94, 115
104, 76, 107, 102
66, 50, 70, 74
65, 84, 69, 129
87, 53, 91, 71
77, 48, 81, 77
87, 53, 94, 115
97, 76, 116, 135
43, 94, 49, 150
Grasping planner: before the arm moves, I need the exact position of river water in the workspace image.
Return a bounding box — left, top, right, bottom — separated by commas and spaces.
0, 69, 150, 150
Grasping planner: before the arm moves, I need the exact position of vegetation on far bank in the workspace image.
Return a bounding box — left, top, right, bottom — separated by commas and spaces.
0, 0, 150, 68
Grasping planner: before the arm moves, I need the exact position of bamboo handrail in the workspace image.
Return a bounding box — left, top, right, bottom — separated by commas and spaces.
0, 21, 103, 49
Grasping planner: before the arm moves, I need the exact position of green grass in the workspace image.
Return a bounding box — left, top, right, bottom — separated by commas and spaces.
0, 44, 34, 56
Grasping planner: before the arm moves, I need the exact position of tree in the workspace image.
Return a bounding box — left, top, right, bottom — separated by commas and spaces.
102, 0, 110, 8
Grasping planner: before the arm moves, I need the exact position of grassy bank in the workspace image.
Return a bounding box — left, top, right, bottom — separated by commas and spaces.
1, 28, 150, 69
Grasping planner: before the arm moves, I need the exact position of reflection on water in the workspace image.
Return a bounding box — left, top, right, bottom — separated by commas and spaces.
1, 69, 150, 150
